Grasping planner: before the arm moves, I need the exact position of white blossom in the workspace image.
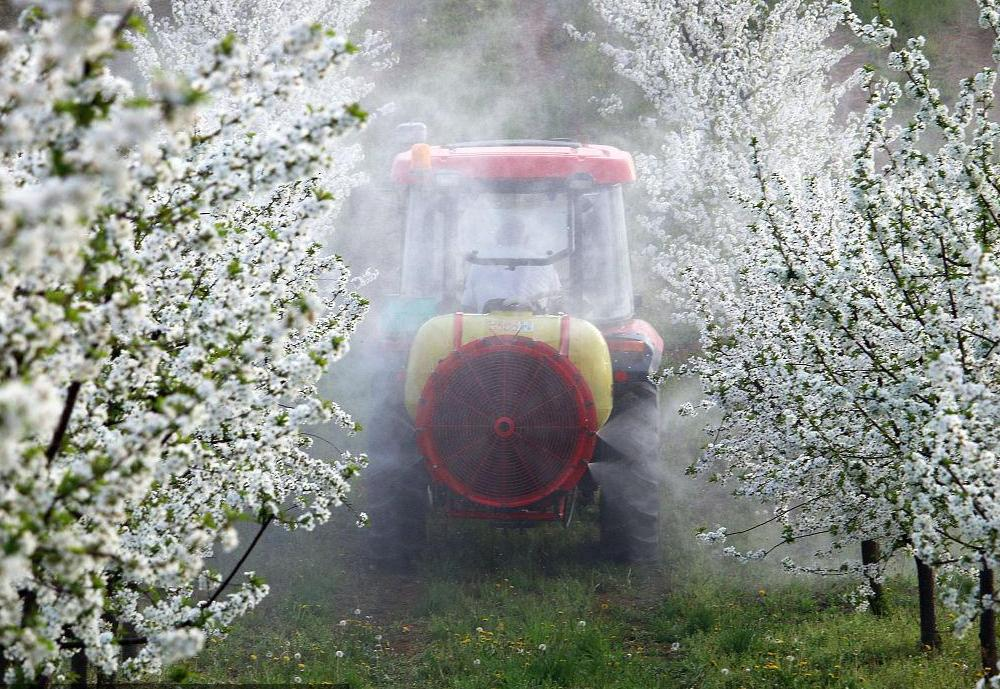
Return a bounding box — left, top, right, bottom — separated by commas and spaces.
0, 1, 372, 681
603, 0, 1000, 661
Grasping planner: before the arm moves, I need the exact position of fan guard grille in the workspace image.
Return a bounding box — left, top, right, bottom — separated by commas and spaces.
416, 336, 597, 508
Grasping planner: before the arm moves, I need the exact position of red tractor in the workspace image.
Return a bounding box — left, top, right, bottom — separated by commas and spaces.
361, 136, 663, 563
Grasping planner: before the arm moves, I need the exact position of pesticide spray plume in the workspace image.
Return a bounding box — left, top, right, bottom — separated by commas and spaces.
213, 0, 824, 622
313, 0, 789, 580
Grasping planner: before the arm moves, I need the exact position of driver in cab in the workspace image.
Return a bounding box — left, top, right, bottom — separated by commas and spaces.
461, 217, 561, 313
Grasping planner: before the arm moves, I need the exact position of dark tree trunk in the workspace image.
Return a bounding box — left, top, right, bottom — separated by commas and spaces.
70, 648, 88, 689
861, 540, 886, 615
981, 565, 998, 680
915, 556, 941, 650
11, 589, 39, 686
19, 589, 37, 621
121, 623, 141, 662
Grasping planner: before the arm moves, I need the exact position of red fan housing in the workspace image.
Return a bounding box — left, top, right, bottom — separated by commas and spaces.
415, 336, 598, 508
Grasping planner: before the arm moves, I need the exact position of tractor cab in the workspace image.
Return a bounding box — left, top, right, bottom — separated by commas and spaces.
363, 137, 664, 564
391, 140, 636, 323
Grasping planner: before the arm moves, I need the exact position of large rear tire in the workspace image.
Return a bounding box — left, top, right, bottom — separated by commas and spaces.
360, 403, 428, 567
591, 381, 662, 563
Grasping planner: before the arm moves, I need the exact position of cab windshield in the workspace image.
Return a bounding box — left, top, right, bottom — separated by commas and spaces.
400, 178, 633, 324
455, 182, 571, 264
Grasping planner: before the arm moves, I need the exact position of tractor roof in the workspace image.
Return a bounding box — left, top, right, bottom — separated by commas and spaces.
390, 140, 636, 185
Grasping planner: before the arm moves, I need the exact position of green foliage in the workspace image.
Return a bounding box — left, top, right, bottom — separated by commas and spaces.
217, 32, 237, 57
166, 665, 191, 683
716, 624, 757, 655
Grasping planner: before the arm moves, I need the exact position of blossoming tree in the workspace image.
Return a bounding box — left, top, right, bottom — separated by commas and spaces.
0, 1, 369, 682
720, 9, 1000, 670
587, 0, 908, 596
585, 0, 853, 317
597, 0, 1000, 676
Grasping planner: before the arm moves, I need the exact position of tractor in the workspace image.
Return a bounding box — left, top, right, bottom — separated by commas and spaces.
361, 135, 663, 563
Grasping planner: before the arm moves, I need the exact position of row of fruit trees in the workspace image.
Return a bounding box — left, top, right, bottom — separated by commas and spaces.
586, 0, 1000, 684
3, 0, 1000, 687
0, 0, 373, 683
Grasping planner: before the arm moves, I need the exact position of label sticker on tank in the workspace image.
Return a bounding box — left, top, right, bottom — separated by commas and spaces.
486, 319, 535, 334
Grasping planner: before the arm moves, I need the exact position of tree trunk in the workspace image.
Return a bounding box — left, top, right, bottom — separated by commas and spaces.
981, 565, 997, 680
70, 648, 88, 689
12, 590, 40, 686
915, 556, 941, 650
861, 540, 886, 615
121, 623, 141, 662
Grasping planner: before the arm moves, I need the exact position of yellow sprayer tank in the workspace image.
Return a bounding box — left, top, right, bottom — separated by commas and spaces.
404, 311, 613, 427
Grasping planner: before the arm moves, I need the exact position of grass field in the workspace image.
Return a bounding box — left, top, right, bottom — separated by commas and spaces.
168, 379, 986, 687
177, 493, 983, 688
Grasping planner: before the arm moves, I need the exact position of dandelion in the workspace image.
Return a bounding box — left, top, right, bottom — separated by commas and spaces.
785, 655, 795, 662
577, 620, 586, 630
338, 619, 347, 627
721, 668, 730, 675
335, 650, 345, 659
476, 626, 484, 633
293, 677, 302, 684
293, 652, 301, 660
250, 653, 258, 660
538, 643, 547, 652
670, 642, 681, 652
473, 658, 481, 666
354, 608, 361, 615
375, 634, 382, 641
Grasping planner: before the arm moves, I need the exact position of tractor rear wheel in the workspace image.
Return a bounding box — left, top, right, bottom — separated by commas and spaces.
592, 380, 661, 563
360, 405, 428, 568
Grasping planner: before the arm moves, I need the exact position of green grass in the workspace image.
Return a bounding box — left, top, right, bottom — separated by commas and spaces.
175, 501, 985, 688
174, 378, 986, 687
640, 579, 980, 689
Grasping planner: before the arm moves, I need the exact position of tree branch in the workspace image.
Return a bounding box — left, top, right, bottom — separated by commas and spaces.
46, 381, 81, 462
